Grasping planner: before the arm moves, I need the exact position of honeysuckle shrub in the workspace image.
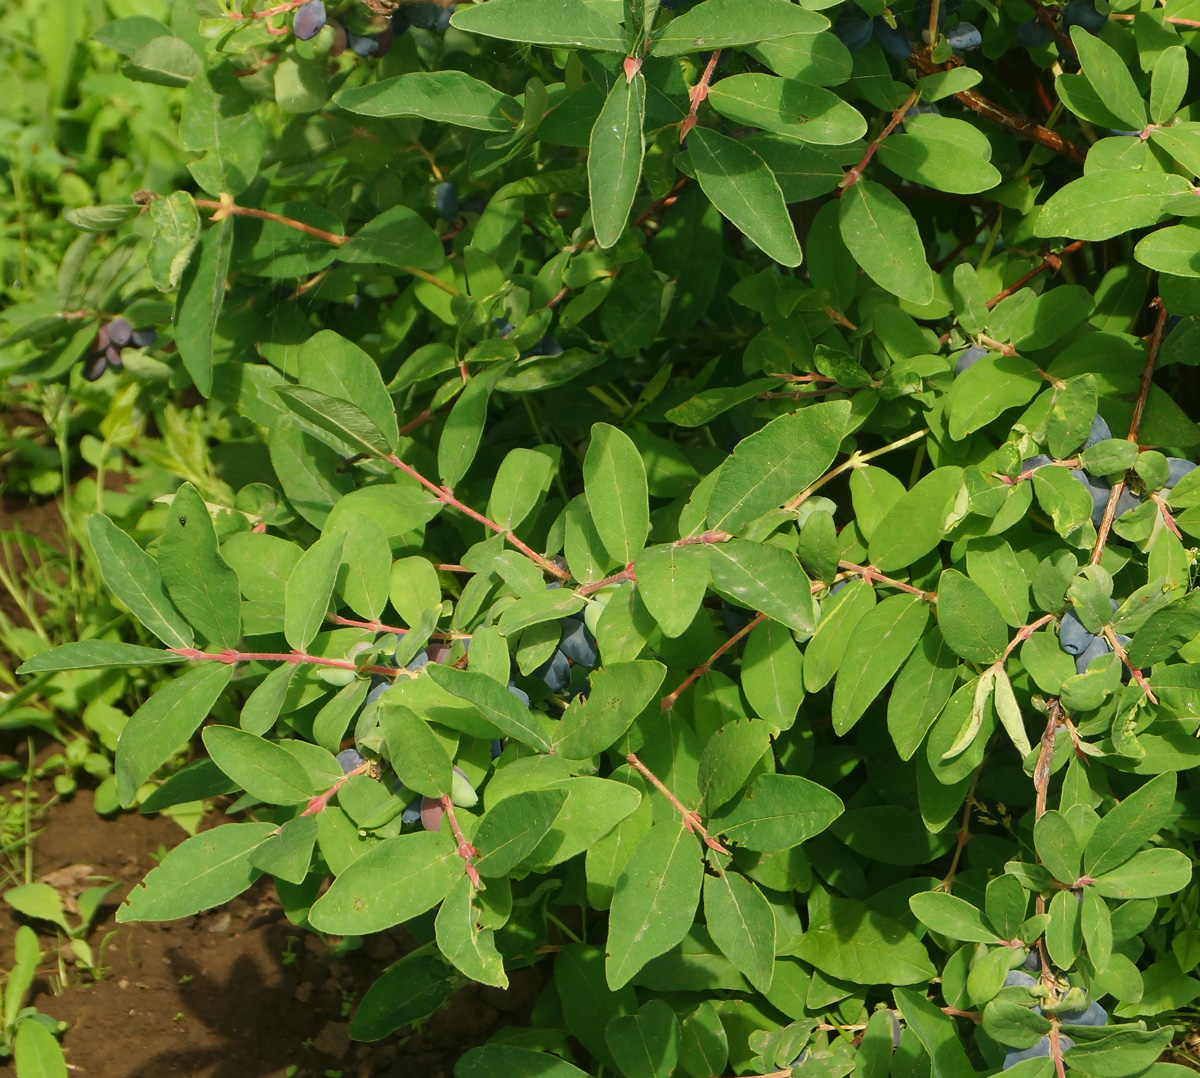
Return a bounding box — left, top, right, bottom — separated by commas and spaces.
13, 0, 1200, 1075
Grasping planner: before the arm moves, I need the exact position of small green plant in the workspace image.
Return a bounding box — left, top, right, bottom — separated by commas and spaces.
0, 926, 68, 1072
3, 877, 121, 983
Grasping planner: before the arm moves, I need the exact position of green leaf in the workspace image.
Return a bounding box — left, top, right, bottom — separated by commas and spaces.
703, 872, 775, 993
606, 820, 703, 989
1090, 847, 1192, 899
4, 884, 71, 932
284, 531, 345, 652
118, 821, 274, 922
947, 353, 1043, 440
239, 662, 299, 736
1135, 223, 1200, 277
605, 1000, 682, 1078
158, 483, 241, 649
202, 725, 314, 805
309, 832, 462, 934
589, 73, 645, 249
634, 544, 710, 638
349, 950, 456, 1042
838, 181, 934, 304
1071, 26, 1146, 129
707, 74, 865, 146
741, 619, 805, 729
804, 579, 876, 692
651, 0, 826, 54
121, 34, 200, 86
334, 71, 521, 131
275, 385, 393, 458
868, 467, 964, 571
456, 1046, 592, 1078
180, 68, 261, 194
554, 660, 666, 759
450, 0, 625, 49
1035, 809, 1083, 883
17, 641, 183, 674
1084, 773, 1177, 877
710, 773, 843, 851
439, 362, 512, 487
426, 664, 553, 751
708, 540, 815, 634
116, 662, 233, 806
475, 789, 568, 876
487, 448, 556, 531
697, 718, 772, 815
13, 1018, 68, 1078
689, 127, 802, 268
379, 703, 454, 799
908, 891, 997, 943
936, 569, 1008, 663
1034, 172, 1191, 242
707, 401, 849, 533
1150, 46, 1188, 124
326, 511, 391, 622
174, 214, 232, 397
831, 595, 929, 734
888, 627, 958, 760
876, 114, 1001, 194
248, 814, 318, 885
298, 330, 398, 452
893, 987, 977, 1078
435, 874, 508, 988
583, 423, 650, 565
793, 897, 936, 986
339, 206, 445, 272
147, 191, 200, 291
1063, 1030, 1173, 1077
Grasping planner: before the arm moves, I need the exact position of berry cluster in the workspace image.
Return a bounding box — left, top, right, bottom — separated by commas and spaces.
84, 318, 157, 382
292, 0, 456, 57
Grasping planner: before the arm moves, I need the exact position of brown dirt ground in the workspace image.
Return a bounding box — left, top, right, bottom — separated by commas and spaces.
0, 785, 544, 1078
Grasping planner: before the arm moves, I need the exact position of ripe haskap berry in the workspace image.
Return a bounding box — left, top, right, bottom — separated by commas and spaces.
873, 14, 911, 58
1003, 970, 1038, 988
105, 345, 123, 370
493, 317, 514, 337
435, 3, 454, 30
82, 353, 109, 381
1084, 413, 1112, 450
944, 21, 982, 49
491, 738, 504, 759
955, 345, 987, 376
1016, 18, 1055, 47
1064, 0, 1106, 32
293, 0, 327, 40
130, 327, 157, 348
106, 317, 132, 346
832, 4, 874, 51
1004, 1036, 1073, 1069
404, 649, 430, 672
405, 2, 444, 28
349, 32, 380, 55
401, 796, 422, 825
559, 618, 598, 667
1058, 609, 1094, 656
1076, 633, 1112, 674
420, 796, 445, 831
1166, 457, 1197, 489
336, 748, 364, 773
1070, 468, 1111, 527
1023, 949, 1041, 971
1115, 488, 1141, 518
366, 678, 390, 705
1060, 1000, 1107, 1026
536, 649, 571, 692
507, 681, 530, 707
436, 182, 459, 221
1021, 454, 1053, 473
721, 602, 755, 636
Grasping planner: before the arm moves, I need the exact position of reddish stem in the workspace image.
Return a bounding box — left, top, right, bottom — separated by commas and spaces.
625, 753, 728, 855
169, 646, 403, 679
841, 90, 920, 192
1002, 613, 1055, 661
226, 0, 306, 18
661, 612, 767, 712
985, 241, 1086, 309
837, 561, 937, 601
385, 454, 569, 580
680, 50, 722, 142
1101, 624, 1156, 704
194, 199, 349, 246
299, 761, 371, 819
440, 795, 481, 888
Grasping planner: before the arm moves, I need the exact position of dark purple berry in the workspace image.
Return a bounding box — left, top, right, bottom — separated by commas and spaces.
1083, 413, 1111, 450
955, 345, 987, 376
293, 0, 326, 40
336, 748, 364, 773
105, 345, 123, 370
349, 32, 380, 55
1071, 468, 1111, 527
82, 354, 108, 381
832, 4, 874, 51
1016, 18, 1055, 47
721, 602, 754, 636
130, 327, 157, 348
1063, 0, 1105, 32
366, 679, 390, 705
1023, 949, 1041, 971
106, 317, 132, 347
1115, 489, 1141, 517
436, 182, 459, 221
435, 3, 454, 30
405, 2, 443, 28
404, 649, 430, 672
1075, 633, 1112, 674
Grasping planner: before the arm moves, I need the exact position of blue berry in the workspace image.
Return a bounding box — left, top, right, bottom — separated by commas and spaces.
130, 327, 157, 348
1023, 949, 1041, 971
436, 182, 459, 221
336, 748, 364, 773
404, 649, 430, 672
955, 345, 987, 376
1070, 468, 1111, 527
721, 602, 755, 636
82, 353, 109, 381
1063, 0, 1106, 32
293, 0, 326, 40
1083, 414, 1112, 450
873, 14, 911, 59
944, 21, 981, 49
435, 3, 454, 30
401, 796, 422, 825
559, 618, 598, 668
493, 317, 514, 337
507, 681, 530, 707
405, 2, 444, 28
348, 32, 380, 55
535, 649, 571, 693
1021, 454, 1053, 473
1058, 609, 1094, 657
366, 678, 390, 705
1115, 488, 1141, 518
832, 4, 874, 51
1166, 458, 1196, 489
1015, 18, 1055, 47
1075, 633, 1112, 674
106, 318, 132, 347
1004, 970, 1038, 988
491, 738, 504, 760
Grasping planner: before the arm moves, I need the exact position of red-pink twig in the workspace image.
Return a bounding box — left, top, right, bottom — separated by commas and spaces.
441, 795, 481, 887
680, 50, 722, 142
625, 753, 728, 855
840, 89, 919, 191
1101, 624, 1156, 704
299, 761, 371, 819
837, 561, 937, 601
169, 646, 404, 679
661, 612, 766, 711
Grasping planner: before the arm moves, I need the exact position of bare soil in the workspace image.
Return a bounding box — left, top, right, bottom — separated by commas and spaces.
1, 787, 544, 1078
